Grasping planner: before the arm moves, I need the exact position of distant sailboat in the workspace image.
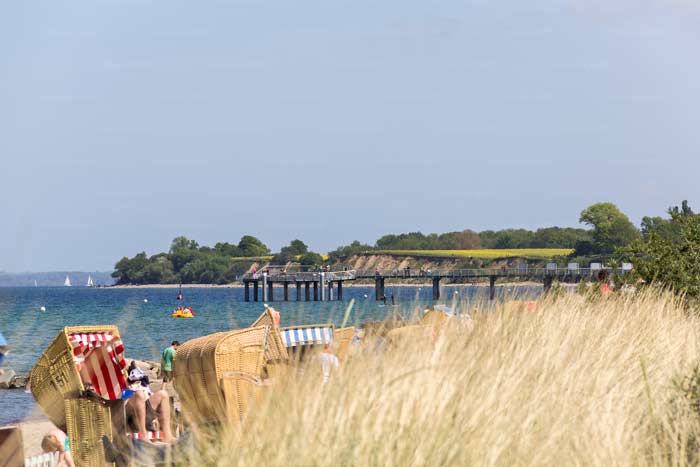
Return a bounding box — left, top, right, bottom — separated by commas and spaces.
64, 275, 72, 287
86, 275, 95, 287
34, 280, 38, 287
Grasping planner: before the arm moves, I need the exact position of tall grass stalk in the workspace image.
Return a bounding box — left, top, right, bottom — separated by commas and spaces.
183, 291, 700, 466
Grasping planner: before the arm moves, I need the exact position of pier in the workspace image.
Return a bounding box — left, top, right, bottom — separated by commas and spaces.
241, 264, 631, 302
242, 268, 356, 302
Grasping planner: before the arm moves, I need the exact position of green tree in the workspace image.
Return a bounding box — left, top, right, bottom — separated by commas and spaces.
625, 203, 700, 300
143, 255, 176, 284
112, 256, 132, 284
641, 201, 694, 243
274, 239, 310, 264
531, 227, 591, 248
299, 252, 324, 266
214, 242, 242, 257
328, 241, 373, 261
237, 235, 270, 256
437, 230, 481, 249
286, 240, 309, 255
111, 252, 149, 284
577, 203, 639, 255
169, 236, 199, 253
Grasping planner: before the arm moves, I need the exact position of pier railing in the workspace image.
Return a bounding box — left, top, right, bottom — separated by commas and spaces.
241, 270, 357, 282
356, 267, 632, 279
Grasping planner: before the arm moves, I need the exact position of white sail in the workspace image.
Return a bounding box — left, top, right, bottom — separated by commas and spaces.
64, 275, 72, 287
86, 275, 94, 287
34, 280, 38, 287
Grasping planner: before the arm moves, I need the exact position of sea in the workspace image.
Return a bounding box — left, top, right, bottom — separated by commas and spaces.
0, 284, 541, 425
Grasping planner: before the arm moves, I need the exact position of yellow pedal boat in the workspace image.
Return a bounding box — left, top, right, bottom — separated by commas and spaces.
172, 307, 195, 318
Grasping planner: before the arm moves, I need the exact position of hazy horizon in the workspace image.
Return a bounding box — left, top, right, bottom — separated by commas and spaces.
3, 0, 699, 272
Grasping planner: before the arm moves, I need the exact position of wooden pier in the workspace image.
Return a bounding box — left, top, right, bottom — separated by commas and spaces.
242, 269, 356, 302
241, 265, 630, 302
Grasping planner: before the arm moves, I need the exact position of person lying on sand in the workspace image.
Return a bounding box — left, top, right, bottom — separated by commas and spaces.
41, 429, 76, 467
125, 367, 175, 443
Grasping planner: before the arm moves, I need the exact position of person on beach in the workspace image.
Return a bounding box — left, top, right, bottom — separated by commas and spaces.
41, 429, 76, 467
317, 344, 339, 384
161, 341, 180, 383
0, 330, 9, 376
126, 367, 175, 443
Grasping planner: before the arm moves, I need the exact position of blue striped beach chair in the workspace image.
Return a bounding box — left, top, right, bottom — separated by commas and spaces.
280, 325, 334, 348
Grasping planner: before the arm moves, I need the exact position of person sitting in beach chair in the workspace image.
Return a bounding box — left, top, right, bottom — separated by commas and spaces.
125, 367, 175, 443
41, 428, 76, 467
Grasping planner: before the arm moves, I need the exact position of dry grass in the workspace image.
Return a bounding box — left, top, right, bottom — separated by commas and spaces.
181, 291, 700, 466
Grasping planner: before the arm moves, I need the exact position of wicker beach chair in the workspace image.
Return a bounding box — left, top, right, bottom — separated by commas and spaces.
64, 397, 115, 467
30, 326, 128, 430
251, 308, 290, 377
221, 371, 266, 430
173, 326, 269, 425
420, 309, 449, 327
361, 320, 410, 338
0, 425, 23, 467
385, 324, 434, 348
333, 326, 355, 360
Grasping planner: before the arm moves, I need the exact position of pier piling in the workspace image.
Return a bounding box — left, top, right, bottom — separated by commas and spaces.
543, 276, 554, 294
375, 278, 385, 301
432, 277, 441, 300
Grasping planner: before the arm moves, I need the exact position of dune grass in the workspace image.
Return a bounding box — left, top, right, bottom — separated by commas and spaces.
372, 248, 573, 260
178, 291, 700, 466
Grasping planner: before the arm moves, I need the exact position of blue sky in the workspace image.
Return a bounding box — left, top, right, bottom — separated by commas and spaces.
1, 0, 699, 271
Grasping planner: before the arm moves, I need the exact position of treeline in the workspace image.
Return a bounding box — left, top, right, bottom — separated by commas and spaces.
328, 227, 592, 260
377, 227, 591, 250
330, 202, 691, 265
112, 201, 695, 285
622, 200, 700, 300
112, 236, 326, 285
112, 235, 271, 285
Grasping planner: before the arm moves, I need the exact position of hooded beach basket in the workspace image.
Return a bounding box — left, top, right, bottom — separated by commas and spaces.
173, 325, 269, 424
30, 325, 128, 429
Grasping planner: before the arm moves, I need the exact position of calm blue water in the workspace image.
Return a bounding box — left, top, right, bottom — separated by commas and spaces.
0, 284, 541, 424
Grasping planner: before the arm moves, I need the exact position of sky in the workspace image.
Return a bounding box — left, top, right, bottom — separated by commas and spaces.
1, 0, 700, 272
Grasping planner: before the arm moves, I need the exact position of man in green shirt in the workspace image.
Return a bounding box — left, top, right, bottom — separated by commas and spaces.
161, 340, 180, 382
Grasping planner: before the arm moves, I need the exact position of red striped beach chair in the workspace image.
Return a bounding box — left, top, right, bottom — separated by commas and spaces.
31, 326, 128, 429
32, 326, 131, 467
